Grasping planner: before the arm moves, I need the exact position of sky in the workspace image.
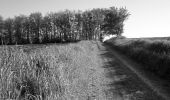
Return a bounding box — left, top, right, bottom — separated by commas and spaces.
0, 0, 170, 38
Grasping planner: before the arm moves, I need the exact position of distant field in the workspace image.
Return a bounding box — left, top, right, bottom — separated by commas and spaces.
0, 41, 98, 100
133, 37, 170, 40
105, 37, 170, 80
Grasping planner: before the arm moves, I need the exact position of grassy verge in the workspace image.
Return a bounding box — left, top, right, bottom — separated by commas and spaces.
0, 41, 97, 100
105, 38, 170, 80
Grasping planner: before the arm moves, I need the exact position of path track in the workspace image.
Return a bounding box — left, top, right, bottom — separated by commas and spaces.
88, 41, 166, 100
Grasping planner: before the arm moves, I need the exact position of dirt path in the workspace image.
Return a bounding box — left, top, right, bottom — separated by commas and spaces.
101, 42, 170, 100
88, 41, 165, 100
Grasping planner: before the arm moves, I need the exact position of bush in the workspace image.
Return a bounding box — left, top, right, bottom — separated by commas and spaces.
147, 41, 170, 54
107, 39, 170, 80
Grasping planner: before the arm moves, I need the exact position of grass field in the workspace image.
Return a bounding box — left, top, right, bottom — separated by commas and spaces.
0, 41, 99, 100
105, 37, 170, 80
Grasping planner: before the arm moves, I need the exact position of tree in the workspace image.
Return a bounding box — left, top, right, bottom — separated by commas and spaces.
46, 12, 60, 42
68, 11, 80, 41
54, 11, 71, 42
14, 15, 26, 44
22, 16, 31, 44
0, 16, 4, 44
82, 11, 96, 40
102, 7, 130, 36
90, 8, 105, 39
41, 14, 53, 43
75, 12, 83, 40
0, 6, 130, 45
4, 18, 14, 44
29, 12, 42, 43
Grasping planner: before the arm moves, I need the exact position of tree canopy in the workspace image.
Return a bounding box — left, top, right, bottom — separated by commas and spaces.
0, 7, 130, 45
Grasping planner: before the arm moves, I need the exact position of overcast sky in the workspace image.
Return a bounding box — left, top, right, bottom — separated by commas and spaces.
0, 0, 170, 38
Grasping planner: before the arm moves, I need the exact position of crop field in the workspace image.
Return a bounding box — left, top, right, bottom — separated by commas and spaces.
0, 40, 168, 100
0, 41, 99, 100
105, 37, 170, 80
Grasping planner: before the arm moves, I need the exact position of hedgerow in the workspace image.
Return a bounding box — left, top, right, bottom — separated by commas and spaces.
0, 7, 130, 45
106, 39, 170, 80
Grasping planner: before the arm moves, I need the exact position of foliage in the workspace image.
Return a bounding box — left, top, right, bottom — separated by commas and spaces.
102, 7, 130, 36
0, 7, 129, 45
147, 41, 170, 54
106, 38, 170, 80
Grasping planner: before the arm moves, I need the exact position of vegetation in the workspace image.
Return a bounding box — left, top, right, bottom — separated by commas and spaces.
0, 7, 129, 44
0, 41, 101, 100
0, 6, 130, 100
105, 38, 170, 80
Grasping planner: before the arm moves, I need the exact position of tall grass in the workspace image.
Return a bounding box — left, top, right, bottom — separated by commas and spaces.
0, 41, 96, 100
106, 38, 170, 80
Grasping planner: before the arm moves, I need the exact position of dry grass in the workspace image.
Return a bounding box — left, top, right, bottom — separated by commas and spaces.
0, 41, 97, 100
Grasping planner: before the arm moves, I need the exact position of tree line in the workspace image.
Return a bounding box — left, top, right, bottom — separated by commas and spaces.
0, 7, 130, 45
